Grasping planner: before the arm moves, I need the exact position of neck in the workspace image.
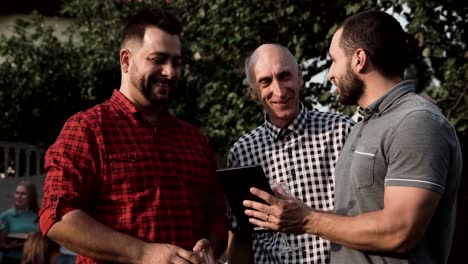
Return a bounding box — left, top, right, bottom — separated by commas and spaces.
269, 103, 300, 129
358, 74, 402, 108
16, 206, 29, 212
120, 81, 165, 125
141, 107, 165, 125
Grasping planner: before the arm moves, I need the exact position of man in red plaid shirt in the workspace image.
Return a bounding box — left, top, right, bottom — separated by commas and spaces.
39, 9, 228, 264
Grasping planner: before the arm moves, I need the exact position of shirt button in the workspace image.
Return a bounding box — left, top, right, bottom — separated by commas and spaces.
51, 196, 58, 202
358, 134, 362, 138
351, 147, 356, 151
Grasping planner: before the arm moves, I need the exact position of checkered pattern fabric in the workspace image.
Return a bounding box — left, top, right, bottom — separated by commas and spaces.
227, 103, 354, 264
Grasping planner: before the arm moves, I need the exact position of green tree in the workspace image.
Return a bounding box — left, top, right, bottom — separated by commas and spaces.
0, 0, 466, 155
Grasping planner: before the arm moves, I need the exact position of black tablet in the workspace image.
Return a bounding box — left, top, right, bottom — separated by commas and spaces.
217, 165, 273, 233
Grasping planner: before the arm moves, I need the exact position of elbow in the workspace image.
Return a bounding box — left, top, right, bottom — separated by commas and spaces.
384, 230, 423, 253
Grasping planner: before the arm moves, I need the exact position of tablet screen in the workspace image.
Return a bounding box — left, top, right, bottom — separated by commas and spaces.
217, 165, 273, 233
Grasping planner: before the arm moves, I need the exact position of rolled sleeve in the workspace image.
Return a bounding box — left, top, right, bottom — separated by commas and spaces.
39, 194, 75, 235
39, 113, 99, 235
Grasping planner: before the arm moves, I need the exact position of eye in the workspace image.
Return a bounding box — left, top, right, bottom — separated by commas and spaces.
149, 57, 166, 64
257, 78, 271, 89
278, 72, 292, 80
152, 59, 163, 64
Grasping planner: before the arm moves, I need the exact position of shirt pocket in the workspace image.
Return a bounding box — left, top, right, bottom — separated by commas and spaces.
105, 150, 156, 196
351, 146, 377, 188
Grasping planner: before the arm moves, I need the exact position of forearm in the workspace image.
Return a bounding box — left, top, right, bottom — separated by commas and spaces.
306, 210, 414, 252
46, 209, 147, 264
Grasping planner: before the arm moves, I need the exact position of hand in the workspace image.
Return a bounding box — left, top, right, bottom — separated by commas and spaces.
192, 239, 216, 264
140, 243, 203, 264
243, 183, 313, 234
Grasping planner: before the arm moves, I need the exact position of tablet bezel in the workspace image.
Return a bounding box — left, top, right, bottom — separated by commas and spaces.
217, 165, 273, 233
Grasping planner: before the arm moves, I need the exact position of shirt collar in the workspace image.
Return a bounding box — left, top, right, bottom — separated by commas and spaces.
363, 80, 414, 119
109, 89, 172, 126
110, 89, 139, 115
264, 102, 307, 140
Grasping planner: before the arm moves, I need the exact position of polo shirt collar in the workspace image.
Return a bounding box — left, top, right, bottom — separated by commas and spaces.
364, 80, 414, 119
264, 102, 307, 140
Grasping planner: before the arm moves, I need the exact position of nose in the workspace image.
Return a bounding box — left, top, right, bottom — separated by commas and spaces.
271, 79, 286, 97
327, 64, 335, 82
162, 63, 177, 79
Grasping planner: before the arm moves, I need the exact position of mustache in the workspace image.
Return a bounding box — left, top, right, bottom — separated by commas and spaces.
150, 76, 177, 88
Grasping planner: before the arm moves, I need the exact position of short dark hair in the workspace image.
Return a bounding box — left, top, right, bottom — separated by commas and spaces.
338, 10, 416, 78
121, 8, 182, 48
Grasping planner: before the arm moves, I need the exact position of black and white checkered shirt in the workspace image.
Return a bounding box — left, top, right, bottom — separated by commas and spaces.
227, 103, 354, 263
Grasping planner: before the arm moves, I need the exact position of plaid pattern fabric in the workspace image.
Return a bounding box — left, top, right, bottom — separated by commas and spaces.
227, 103, 354, 264
39, 90, 228, 264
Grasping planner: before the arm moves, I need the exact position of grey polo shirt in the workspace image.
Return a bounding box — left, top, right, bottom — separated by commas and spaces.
331, 80, 462, 264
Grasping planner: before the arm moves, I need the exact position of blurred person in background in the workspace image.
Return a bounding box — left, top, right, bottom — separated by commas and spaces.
21, 232, 60, 264
0, 181, 40, 264
56, 246, 76, 264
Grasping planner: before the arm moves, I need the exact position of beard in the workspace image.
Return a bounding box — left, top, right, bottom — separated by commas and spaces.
130, 63, 177, 106
141, 75, 177, 106
337, 66, 364, 106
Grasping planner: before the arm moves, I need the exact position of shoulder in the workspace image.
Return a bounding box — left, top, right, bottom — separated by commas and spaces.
230, 126, 266, 151
0, 208, 15, 219
394, 93, 442, 118
61, 100, 113, 131
227, 125, 266, 166
394, 95, 452, 133
306, 109, 355, 135
310, 109, 354, 125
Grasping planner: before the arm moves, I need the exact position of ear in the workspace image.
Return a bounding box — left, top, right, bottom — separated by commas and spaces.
249, 85, 259, 101
297, 64, 304, 91
120, 48, 131, 73
353, 48, 367, 73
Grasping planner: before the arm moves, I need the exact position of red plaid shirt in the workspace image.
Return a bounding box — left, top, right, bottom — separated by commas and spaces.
39, 90, 228, 264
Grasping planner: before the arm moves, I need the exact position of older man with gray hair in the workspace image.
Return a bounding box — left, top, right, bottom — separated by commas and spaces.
227, 43, 354, 264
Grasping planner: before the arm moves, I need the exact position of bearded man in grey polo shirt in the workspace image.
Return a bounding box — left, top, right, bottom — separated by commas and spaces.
243, 10, 462, 264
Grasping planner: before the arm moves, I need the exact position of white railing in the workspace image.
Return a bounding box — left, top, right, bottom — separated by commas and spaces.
0, 141, 46, 211
0, 141, 45, 179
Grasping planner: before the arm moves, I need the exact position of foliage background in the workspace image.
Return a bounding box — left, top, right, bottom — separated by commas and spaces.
0, 0, 466, 262
1, 0, 466, 153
